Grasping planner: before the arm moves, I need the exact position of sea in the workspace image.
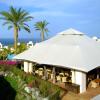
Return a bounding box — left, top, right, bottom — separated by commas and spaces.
0, 38, 41, 45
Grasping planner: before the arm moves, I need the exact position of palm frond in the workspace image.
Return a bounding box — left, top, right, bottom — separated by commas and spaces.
10, 6, 17, 17
0, 6, 33, 32
0, 11, 13, 21
20, 16, 33, 23
23, 23, 30, 27
2, 21, 12, 26
23, 26, 31, 33
0, 17, 7, 20
34, 20, 49, 38
9, 6, 18, 22
8, 25, 13, 30
43, 20, 49, 26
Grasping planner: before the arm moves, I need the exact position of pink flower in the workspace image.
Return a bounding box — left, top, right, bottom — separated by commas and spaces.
0, 60, 18, 65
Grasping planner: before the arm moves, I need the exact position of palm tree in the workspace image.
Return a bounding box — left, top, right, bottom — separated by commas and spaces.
34, 20, 49, 41
0, 6, 33, 54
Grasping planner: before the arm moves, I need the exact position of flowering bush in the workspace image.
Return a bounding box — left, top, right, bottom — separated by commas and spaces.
0, 60, 19, 71
0, 60, 18, 65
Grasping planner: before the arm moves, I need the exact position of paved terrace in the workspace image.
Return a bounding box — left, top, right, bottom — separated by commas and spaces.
62, 87, 100, 100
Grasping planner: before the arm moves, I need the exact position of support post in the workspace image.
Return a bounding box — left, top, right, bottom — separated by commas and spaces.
75, 71, 86, 93
33, 64, 36, 75
29, 62, 33, 74
97, 69, 99, 79
71, 70, 76, 83
24, 61, 29, 73
44, 66, 47, 79
97, 74, 99, 79
52, 67, 56, 83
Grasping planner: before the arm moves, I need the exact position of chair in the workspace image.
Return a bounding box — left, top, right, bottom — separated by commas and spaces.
39, 68, 43, 70
47, 69, 51, 72
35, 70, 38, 74
91, 81, 98, 88
65, 73, 69, 76
39, 71, 43, 76
62, 77, 67, 83
56, 75, 61, 81
88, 80, 98, 88
51, 74, 54, 79
59, 72, 64, 76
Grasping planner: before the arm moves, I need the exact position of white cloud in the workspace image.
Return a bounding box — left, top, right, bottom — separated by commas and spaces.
30, 11, 80, 17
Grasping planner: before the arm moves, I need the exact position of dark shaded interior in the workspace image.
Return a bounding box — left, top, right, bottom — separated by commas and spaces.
0, 76, 16, 100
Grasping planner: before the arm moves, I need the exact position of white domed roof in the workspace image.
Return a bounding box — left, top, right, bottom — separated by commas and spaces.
14, 28, 100, 72
59, 28, 84, 35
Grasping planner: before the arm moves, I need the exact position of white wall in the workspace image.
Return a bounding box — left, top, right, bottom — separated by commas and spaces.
75, 71, 86, 93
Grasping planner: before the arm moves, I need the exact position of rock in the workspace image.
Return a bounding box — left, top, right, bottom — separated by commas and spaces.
42, 97, 49, 100
31, 88, 35, 92
24, 87, 31, 93
0, 71, 4, 76
35, 90, 40, 96
37, 96, 42, 100
4, 73, 8, 76
32, 92, 36, 99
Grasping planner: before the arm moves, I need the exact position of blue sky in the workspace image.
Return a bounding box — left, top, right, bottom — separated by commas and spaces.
0, 0, 100, 39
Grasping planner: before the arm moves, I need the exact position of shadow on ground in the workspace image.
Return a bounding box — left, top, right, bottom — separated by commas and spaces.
0, 76, 16, 100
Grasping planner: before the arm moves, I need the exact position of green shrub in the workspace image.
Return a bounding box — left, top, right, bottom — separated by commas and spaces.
1, 66, 62, 99
0, 65, 12, 71
39, 80, 51, 97
25, 74, 35, 83
49, 90, 60, 100
5, 75, 18, 90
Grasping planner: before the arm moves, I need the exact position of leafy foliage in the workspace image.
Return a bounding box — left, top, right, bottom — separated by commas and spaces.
0, 48, 11, 60
5, 72, 33, 100
0, 66, 61, 99
0, 61, 18, 71
39, 80, 51, 97
34, 20, 49, 41
16, 43, 27, 54
0, 6, 33, 54
0, 6, 33, 32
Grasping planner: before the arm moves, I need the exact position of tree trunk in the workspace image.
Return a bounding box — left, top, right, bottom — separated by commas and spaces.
14, 25, 18, 54
41, 31, 44, 41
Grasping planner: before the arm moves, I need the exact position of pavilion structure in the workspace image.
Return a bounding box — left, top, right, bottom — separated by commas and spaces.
14, 28, 100, 93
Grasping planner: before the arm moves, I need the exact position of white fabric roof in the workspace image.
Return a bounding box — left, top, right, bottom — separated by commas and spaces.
14, 28, 100, 72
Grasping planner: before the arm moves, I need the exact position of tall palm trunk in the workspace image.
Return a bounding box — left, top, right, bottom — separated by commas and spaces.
41, 31, 44, 41
14, 25, 18, 54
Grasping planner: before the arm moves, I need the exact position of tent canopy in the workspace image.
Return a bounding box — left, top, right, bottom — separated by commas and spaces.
14, 28, 100, 72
